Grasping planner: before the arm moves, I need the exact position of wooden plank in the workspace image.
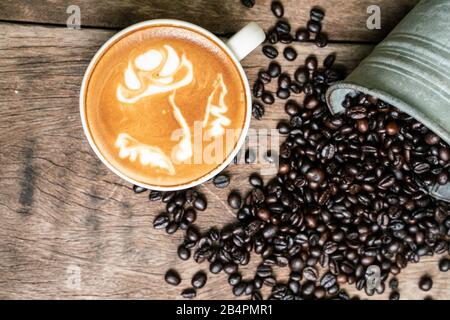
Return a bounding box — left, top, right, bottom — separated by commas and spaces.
0, 0, 419, 42
0, 22, 449, 300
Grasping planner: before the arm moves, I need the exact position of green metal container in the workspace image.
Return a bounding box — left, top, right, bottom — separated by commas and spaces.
326, 0, 450, 201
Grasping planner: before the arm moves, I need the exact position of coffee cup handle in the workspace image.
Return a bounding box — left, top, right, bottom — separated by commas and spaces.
226, 22, 266, 61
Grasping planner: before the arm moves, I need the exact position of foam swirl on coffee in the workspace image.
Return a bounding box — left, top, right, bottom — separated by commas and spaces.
115, 133, 175, 175
117, 45, 193, 104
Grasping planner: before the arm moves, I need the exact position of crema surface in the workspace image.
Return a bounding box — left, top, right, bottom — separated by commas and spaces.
85, 25, 247, 187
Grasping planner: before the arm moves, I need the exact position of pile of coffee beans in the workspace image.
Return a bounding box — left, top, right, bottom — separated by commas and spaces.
133, 1, 450, 300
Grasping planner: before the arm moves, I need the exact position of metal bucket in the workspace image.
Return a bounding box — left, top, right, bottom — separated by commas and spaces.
326, 0, 450, 201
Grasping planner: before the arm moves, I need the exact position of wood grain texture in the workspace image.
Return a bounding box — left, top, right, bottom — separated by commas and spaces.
0, 0, 449, 300
0, 0, 418, 42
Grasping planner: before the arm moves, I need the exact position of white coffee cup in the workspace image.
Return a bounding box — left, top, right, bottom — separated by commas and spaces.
80, 19, 266, 191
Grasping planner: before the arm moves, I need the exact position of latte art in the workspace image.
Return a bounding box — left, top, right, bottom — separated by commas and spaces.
84, 25, 247, 187
117, 45, 194, 104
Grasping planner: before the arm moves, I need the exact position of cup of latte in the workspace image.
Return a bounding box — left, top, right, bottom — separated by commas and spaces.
80, 20, 266, 190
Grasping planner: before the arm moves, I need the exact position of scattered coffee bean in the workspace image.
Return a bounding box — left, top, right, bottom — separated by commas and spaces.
305, 56, 318, 71
252, 102, 265, 120
249, 173, 263, 187
153, 213, 169, 229
295, 28, 310, 41
228, 273, 242, 286
133, 185, 147, 194
277, 88, 290, 99
210, 261, 223, 274
389, 277, 399, 290
310, 8, 325, 21
213, 174, 230, 188
148, 190, 162, 201
181, 288, 196, 299
262, 45, 278, 59
389, 291, 400, 300
177, 245, 191, 261
419, 275, 433, 291
439, 258, 450, 272
193, 196, 207, 211
307, 20, 321, 33
192, 271, 207, 289
245, 148, 256, 163
283, 47, 297, 61
271, 1, 284, 18
253, 80, 264, 98
315, 33, 328, 47
228, 192, 242, 209
268, 62, 281, 78
240, 0, 255, 8
262, 91, 275, 104
258, 70, 272, 84
275, 21, 291, 35
165, 269, 181, 286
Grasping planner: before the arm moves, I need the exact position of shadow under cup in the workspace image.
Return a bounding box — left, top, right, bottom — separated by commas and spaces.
80, 21, 251, 191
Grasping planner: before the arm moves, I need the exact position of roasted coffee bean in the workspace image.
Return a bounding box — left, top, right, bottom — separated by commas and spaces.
439, 258, 450, 272
419, 275, 433, 291
228, 273, 242, 286
283, 47, 297, 61
267, 28, 279, 44
315, 33, 328, 47
320, 272, 337, 289
213, 174, 230, 188
277, 88, 290, 99
181, 288, 197, 299
295, 28, 310, 41
389, 291, 400, 300
165, 269, 181, 286
259, 71, 272, 84
252, 102, 265, 120
425, 133, 440, 145
304, 95, 320, 109
271, 1, 284, 17
210, 261, 223, 274
386, 121, 400, 135
153, 213, 169, 229
249, 173, 263, 187
253, 80, 264, 98
275, 21, 291, 34
295, 68, 308, 84
279, 33, 293, 44
262, 45, 278, 59
389, 277, 399, 290
193, 196, 207, 211
268, 62, 281, 78
307, 20, 321, 33
175, 238, 190, 257
306, 168, 325, 184
303, 266, 318, 281
184, 208, 197, 224
192, 271, 207, 289
133, 185, 147, 194
278, 74, 291, 89
186, 226, 200, 242
262, 91, 275, 104
223, 263, 238, 275
305, 56, 318, 71
285, 101, 300, 116
233, 282, 247, 296
228, 192, 242, 209
241, 0, 255, 8
290, 82, 302, 94
310, 8, 325, 22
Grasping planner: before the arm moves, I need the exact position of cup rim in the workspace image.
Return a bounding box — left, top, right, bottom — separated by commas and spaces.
80, 19, 253, 191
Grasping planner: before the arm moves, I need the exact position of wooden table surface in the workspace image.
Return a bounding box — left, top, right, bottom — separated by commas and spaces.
1, 0, 449, 300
